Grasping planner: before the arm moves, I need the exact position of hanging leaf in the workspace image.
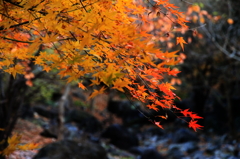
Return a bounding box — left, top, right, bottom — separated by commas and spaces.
176, 37, 188, 51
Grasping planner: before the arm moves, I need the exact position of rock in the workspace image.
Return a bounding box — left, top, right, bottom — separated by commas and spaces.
40, 120, 59, 139
128, 146, 145, 155
129, 147, 165, 159
63, 123, 81, 140
66, 109, 102, 133
19, 103, 34, 119
168, 141, 198, 156
141, 127, 165, 140
228, 156, 240, 159
140, 148, 165, 159
214, 150, 232, 159
182, 142, 199, 153
33, 140, 107, 159
40, 128, 58, 139
172, 128, 199, 143
101, 124, 138, 150
205, 143, 219, 155
192, 151, 211, 159
107, 100, 150, 127
33, 105, 58, 119
167, 147, 185, 159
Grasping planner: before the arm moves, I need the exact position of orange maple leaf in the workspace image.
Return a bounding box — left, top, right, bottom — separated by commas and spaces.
78, 82, 87, 90
146, 104, 159, 111
154, 100, 169, 109
156, 114, 168, 120
176, 37, 187, 51
137, 85, 147, 92
189, 120, 203, 132
43, 65, 51, 73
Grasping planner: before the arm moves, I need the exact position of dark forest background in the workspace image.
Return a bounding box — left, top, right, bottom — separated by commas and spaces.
0, 0, 240, 158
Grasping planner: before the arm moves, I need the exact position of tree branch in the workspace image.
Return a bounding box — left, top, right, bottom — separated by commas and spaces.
201, 24, 240, 61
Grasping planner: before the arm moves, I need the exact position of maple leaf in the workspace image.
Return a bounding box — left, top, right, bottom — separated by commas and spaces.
34, 57, 44, 65
158, 83, 176, 97
112, 78, 130, 92
164, 50, 179, 58
181, 109, 203, 119
2, 134, 21, 156
154, 121, 164, 129
146, 104, 159, 111
137, 85, 147, 92
172, 105, 182, 110
78, 82, 87, 90
189, 120, 203, 132
181, 108, 191, 117
88, 86, 106, 99
18, 143, 40, 151
168, 68, 181, 76
154, 100, 169, 109
43, 65, 51, 73
5, 64, 24, 78
189, 113, 203, 119
176, 37, 187, 51
156, 114, 168, 120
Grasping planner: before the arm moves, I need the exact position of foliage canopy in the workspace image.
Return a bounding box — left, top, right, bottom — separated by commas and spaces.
0, 0, 203, 155
0, 0, 201, 129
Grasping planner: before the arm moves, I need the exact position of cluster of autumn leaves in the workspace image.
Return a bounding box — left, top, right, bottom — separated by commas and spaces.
0, 0, 205, 155
0, 133, 39, 156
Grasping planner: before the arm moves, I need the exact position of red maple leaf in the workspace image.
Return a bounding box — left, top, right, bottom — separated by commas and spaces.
172, 105, 182, 110
180, 108, 191, 117
189, 113, 203, 120
181, 109, 203, 120
154, 121, 164, 129
189, 120, 203, 132
168, 68, 181, 76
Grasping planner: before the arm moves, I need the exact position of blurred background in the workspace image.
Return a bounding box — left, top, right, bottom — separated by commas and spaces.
1, 0, 240, 158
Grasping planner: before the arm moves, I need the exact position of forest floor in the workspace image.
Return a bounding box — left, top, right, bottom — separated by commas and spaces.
8, 119, 55, 159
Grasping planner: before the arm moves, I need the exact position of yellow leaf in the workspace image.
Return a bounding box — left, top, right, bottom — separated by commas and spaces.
2, 59, 13, 67
1, 134, 21, 156
4, 64, 24, 78
18, 143, 40, 151
88, 87, 106, 99
112, 79, 129, 92
35, 56, 44, 65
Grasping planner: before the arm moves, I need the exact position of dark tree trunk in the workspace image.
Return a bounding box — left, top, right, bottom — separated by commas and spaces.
0, 75, 28, 158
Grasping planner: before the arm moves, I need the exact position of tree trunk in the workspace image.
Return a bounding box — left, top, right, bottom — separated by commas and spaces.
0, 75, 27, 158
58, 84, 71, 140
